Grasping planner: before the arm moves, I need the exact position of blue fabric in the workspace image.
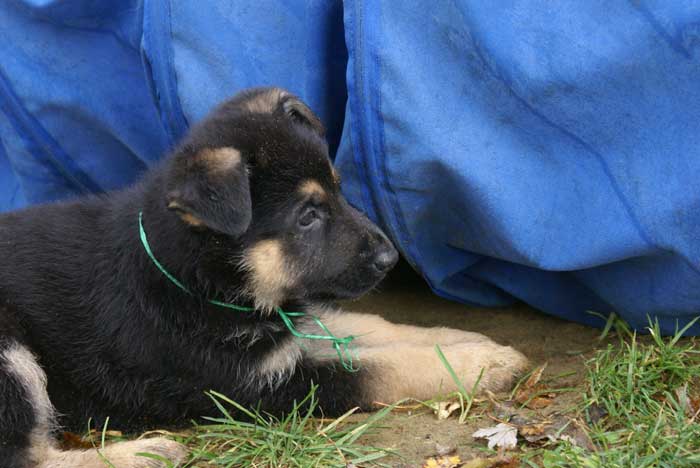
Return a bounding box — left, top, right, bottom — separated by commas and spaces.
2, 1, 699, 334
0, 0, 347, 207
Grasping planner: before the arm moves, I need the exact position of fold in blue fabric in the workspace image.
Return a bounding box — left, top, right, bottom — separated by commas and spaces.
1, 1, 699, 334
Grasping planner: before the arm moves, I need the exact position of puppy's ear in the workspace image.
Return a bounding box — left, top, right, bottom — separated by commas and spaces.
166, 147, 252, 236
238, 87, 325, 137
279, 94, 326, 137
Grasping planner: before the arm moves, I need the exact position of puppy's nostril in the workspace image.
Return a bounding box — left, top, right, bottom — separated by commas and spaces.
372, 247, 399, 273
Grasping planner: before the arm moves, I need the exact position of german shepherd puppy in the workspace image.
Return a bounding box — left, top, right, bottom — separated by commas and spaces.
0, 88, 527, 467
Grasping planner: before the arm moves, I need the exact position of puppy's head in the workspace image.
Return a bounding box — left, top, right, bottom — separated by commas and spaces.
165, 87, 398, 311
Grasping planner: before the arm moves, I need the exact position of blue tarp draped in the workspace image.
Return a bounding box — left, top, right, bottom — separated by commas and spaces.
2, 1, 699, 334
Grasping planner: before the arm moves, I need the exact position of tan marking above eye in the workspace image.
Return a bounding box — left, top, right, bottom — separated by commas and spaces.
198, 147, 241, 173
167, 200, 205, 227
242, 88, 289, 114
299, 179, 326, 199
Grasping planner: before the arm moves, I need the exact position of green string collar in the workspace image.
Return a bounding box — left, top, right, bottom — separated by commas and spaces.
138, 211, 357, 372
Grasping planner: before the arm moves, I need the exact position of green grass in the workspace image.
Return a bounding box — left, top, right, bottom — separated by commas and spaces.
88, 313, 700, 467
434, 344, 484, 423
178, 318, 700, 467
533, 317, 700, 468
183, 385, 394, 467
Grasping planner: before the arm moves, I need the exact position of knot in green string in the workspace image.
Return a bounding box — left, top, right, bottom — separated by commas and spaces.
138, 211, 358, 372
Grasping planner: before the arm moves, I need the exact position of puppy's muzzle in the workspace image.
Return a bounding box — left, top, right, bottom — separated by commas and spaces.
370, 230, 399, 274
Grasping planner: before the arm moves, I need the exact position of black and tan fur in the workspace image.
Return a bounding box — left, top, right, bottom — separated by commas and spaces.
0, 88, 527, 467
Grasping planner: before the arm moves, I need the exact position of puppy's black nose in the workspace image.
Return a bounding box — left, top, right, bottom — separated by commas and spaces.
373, 245, 399, 273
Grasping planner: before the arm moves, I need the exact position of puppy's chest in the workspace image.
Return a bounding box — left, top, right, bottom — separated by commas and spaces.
193, 312, 318, 382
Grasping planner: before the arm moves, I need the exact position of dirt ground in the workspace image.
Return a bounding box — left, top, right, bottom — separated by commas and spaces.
345, 262, 603, 465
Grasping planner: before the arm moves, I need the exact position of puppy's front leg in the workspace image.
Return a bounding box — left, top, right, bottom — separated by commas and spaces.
352, 342, 528, 403
306, 308, 494, 348
263, 341, 527, 415
250, 358, 379, 415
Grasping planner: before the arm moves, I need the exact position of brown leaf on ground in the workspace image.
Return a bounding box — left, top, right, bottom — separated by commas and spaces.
690, 396, 700, 415
520, 394, 555, 409
513, 363, 557, 409
523, 363, 547, 388
691, 401, 700, 422
518, 417, 559, 444
518, 421, 548, 440
514, 385, 555, 409
517, 415, 594, 450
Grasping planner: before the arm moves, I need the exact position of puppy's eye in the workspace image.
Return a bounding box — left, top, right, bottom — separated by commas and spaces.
298, 207, 320, 229
206, 189, 220, 202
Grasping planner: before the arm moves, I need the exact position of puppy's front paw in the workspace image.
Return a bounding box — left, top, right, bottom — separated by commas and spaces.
93, 437, 187, 468
102, 438, 188, 468
358, 339, 528, 403
441, 340, 529, 394
479, 344, 529, 392
41, 437, 187, 468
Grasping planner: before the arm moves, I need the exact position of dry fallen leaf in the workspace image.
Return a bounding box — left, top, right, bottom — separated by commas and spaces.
431, 401, 461, 420
514, 364, 558, 409
423, 455, 462, 468
524, 363, 547, 388
692, 398, 700, 418
518, 420, 556, 443
472, 423, 518, 450
516, 415, 594, 450
522, 395, 555, 409
518, 421, 548, 441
